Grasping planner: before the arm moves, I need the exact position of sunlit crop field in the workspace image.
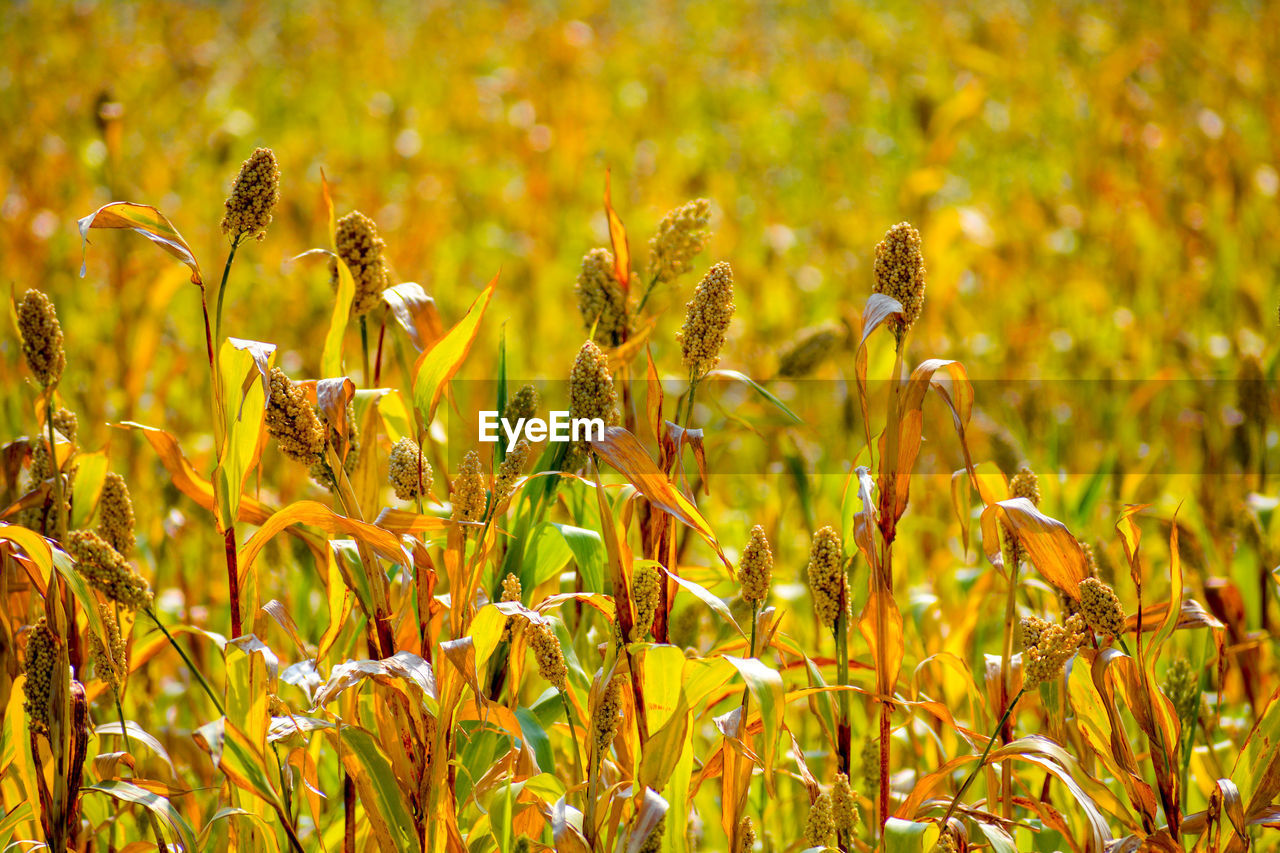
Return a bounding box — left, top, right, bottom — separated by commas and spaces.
1, 1, 1278, 851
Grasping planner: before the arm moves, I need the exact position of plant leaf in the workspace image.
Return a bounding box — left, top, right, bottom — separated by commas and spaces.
412, 272, 498, 424
78, 201, 202, 285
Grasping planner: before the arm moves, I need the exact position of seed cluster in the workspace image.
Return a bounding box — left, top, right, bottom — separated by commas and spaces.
1022, 613, 1087, 685
591, 674, 625, 769
23, 617, 57, 737
576, 248, 629, 346
832, 771, 859, 836
872, 222, 926, 344
500, 573, 522, 641
1164, 657, 1199, 724
807, 525, 847, 629
736, 817, 756, 853
776, 323, 844, 378
1009, 466, 1041, 505
739, 524, 773, 606
17, 289, 65, 388
635, 819, 665, 853
69, 529, 154, 611
220, 147, 279, 241
1078, 577, 1126, 638
449, 450, 486, 523
527, 619, 568, 691
493, 439, 531, 506
97, 472, 136, 557
678, 261, 735, 380
265, 369, 327, 466
89, 603, 127, 698
630, 563, 661, 641
388, 436, 431, 500
503, 384, 539, 425
332, 210, 389, 316
52, 408, 77, 441
566, 340, 619, 470
802, 791, 836, 849
647, 198, 711, 285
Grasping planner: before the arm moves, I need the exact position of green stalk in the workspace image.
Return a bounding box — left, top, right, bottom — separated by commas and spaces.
941, 687, 1026, 827
836, 606, 851, 778
211, 235, 244, 638
560, 690, 584, 802
144, 608, 224, 716
998, 532, 1019, 820
360, 315, 371, 387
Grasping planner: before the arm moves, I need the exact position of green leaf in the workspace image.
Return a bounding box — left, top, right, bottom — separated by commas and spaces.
412, 273, 498, 424
883, 817, 939, 853
84, 780, 198, 852
338, 725, 418, 853
724, 655, 784, 787
704, 369, 802, 423
69, 449, 108, 530
215, 337, 274, 530
516, 706, 554, 772
320, 172, 354, 378
553, 523, 606, 593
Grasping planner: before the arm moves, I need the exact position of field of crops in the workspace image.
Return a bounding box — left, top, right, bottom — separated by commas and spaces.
2, 1, 1278, 851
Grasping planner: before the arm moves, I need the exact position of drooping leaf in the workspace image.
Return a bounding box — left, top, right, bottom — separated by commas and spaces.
383, 282, 445, 352
979, 498, 1089, 592
84, 780, 198, 851
78, 201, 202, 285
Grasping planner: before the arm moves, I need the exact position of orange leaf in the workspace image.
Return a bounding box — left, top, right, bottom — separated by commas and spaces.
979, 498, 1090, 593
78, 202, 202, 286
604, 170, 630, 292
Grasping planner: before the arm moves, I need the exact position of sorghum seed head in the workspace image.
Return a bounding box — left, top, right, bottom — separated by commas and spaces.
89, 603, 127, 698
1164, 657, 1199, 724
51, 408, 77, 442
96, 472, 136, 557
736, 816, 756, 853
1023, 614, 1087, 686
591, 674, 625, 768
528, 619, 568, 691
776, 323, 844, 378
647, 198, 712, 285
1010, 466, 1041, 506
872, 222, 926, 343
1080, 540, 1098, 577
678, 261, 735, 380
1019, 615, 1048, 652
388, 437, 431, 500
566, 341, 619, 470
803, 792, 836, 849
449, 450, 486, 523
935, 828, 960, 853
265, 369, 327, 467
17, 290, 65, 388
504, 384, 540, 425
500, 573, 522, 641
1079, 577, 1126, 638
636, 819, 665, 853
331, 210, 389, 317
739, 525, 773, 606
501, 573, 522, 603
23, 617, 57, 737
220, 147, 279, 242
576, 248, 630, 347
493, 439, 531, 506
68, 529, 153, 611
832, 772, 859, 835
807, 525, 848, 629
861, 738, 880, 792
630, 563, 661, 641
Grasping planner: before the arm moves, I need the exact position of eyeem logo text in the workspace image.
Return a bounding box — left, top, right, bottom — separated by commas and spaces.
478, 411, 604, 444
